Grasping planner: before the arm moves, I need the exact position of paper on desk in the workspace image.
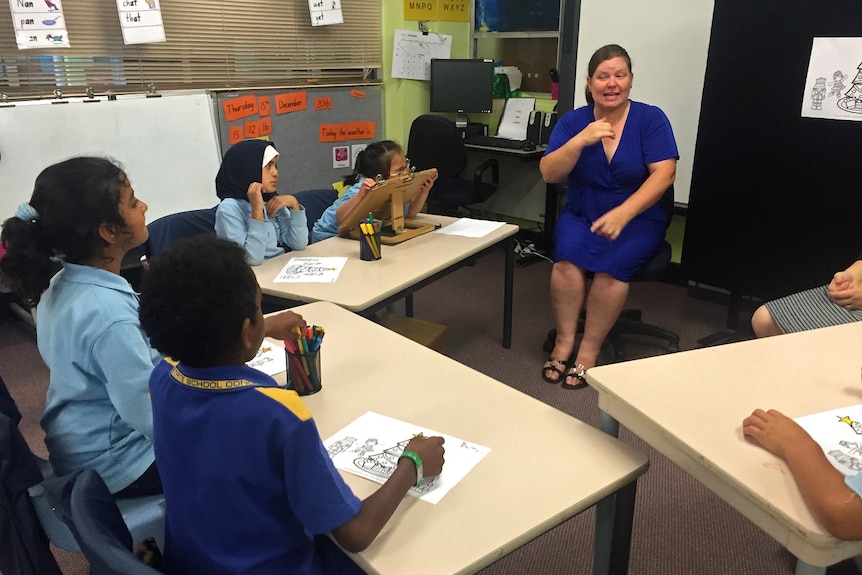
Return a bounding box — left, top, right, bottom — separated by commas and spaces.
795, 403, 862, 476
323, 411, 490, 504
436, 218, 506, 238
246, 342, 286, 377
274, 257, 347, 283
496, 97, 535, 140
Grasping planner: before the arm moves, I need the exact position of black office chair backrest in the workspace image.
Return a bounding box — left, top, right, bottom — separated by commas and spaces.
407, 114, 468, 178
659, 184, 675, 228
0, 375, 64, 575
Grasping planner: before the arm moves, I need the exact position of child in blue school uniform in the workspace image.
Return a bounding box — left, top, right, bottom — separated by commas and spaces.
0, 156, 163, 497
215, 139, 308, 265
310, 140, 437, 243
139, 235, 445, 575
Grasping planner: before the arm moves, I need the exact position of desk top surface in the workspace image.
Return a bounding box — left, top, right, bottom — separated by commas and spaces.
273, 301, 648, 575
465, 142, 547, 160
586, 323, 862, 566
254, 214, 518, 311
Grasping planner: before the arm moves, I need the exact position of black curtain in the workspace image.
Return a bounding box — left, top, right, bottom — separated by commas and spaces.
682, 0, 862, 301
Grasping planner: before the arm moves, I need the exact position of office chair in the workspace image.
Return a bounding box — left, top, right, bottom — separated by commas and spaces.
407, 114, 499, 215
542, 185, 680, 362
144, 206, 219, 258
120, 206, 218, 289
0, 377, 63, 575
0, 373, 167, 556
293, 188, 338, 243
46, 468, 163, 575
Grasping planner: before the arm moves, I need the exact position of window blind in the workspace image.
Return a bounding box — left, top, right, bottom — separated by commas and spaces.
0, 0, 381, 99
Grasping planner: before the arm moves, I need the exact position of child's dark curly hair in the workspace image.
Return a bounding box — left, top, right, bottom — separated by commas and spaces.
139, 235, 259, 367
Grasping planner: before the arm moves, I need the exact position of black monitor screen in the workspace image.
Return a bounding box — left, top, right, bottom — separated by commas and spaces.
430, 59, 494, 117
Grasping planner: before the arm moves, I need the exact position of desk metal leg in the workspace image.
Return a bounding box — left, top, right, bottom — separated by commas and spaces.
794, 561, 826, 575
503, 236, 514, 348
599, 411, 620, 438
594, 479, 637, 575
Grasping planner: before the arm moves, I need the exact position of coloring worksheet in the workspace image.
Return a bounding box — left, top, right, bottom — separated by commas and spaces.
246, 341, 286, 377
323, 411, 490, 504
274, 256, 346, 283
795, 404, 862, 476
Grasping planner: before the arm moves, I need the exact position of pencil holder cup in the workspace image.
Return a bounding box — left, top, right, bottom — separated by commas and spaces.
359, 229, 382, 261
285, 348, 322, 396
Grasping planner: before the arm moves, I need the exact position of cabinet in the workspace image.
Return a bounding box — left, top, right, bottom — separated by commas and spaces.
471, 0, 560, 95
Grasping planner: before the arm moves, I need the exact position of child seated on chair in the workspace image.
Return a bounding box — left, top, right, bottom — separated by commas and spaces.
215, 139, 308, 265
138, 235, 445, 575
310, 140, 437, 243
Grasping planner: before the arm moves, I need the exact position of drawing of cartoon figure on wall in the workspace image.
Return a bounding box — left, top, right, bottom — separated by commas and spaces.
44, 0, 59, 11
354, 438, 437, 493
811, 77, 827, 110
828, 70, 848, 98
327, 436, 357, 457
837, 61, 862, 113
145, 0, 156, 8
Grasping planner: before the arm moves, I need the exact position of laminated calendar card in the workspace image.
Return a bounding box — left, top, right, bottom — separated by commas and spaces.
323, 411, 490, 504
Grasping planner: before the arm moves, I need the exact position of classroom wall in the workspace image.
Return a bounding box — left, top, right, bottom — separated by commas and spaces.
381, 0, 470, 146
577, 0, 714, 206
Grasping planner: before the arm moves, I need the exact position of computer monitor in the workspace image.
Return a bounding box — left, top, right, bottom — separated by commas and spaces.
430, 58, 494, 128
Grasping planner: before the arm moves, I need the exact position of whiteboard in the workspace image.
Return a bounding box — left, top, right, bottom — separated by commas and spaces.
577, 0, 715, 205
0, 92, 221, 223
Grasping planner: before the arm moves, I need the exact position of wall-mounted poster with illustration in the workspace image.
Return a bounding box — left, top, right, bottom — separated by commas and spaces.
475, 0, 560, 32
802, 37, 862, 122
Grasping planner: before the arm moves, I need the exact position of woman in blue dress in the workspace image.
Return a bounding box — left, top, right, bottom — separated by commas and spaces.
540, 44, 678, 389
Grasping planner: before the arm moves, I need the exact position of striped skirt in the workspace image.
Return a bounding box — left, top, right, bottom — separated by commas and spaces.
765, 285, 862, 334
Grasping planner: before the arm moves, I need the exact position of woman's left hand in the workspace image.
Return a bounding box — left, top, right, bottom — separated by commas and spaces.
266, 194, 299, 217
590, 206, 632, 241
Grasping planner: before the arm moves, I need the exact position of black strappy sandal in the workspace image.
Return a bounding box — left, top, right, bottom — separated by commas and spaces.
561, 363, 589, 390
541, 357, 568, 384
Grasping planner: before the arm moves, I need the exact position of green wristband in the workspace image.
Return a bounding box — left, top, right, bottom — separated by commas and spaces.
399, 450, 424, 487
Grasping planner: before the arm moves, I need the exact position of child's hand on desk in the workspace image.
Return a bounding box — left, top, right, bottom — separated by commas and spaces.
264, 310, 307, 341
742, 408, 812, 459
404, 435, 445, 478
266, 194, 300, 217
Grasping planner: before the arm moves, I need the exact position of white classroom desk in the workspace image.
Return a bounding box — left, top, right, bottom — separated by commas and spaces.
254, 214, 519, 347
586, 322, 862, 575
270, 301, 649, 575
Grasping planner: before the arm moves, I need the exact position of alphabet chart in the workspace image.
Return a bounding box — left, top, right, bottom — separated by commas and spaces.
391, 29, 452, 81
9, 0, 69, 49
